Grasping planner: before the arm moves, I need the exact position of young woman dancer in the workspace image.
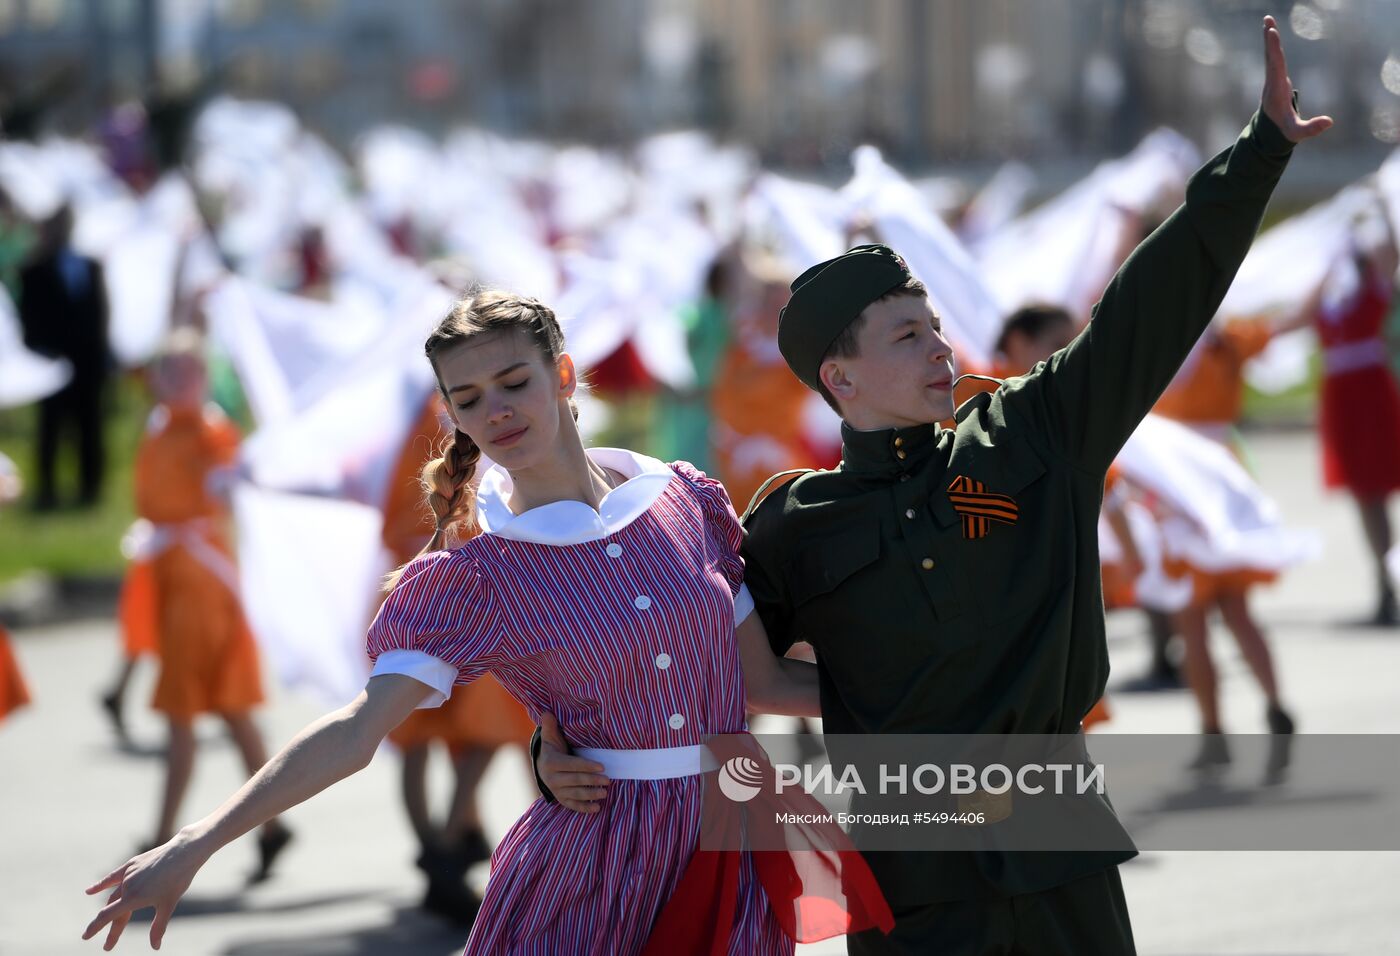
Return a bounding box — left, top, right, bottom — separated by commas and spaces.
84, 291, 882, 954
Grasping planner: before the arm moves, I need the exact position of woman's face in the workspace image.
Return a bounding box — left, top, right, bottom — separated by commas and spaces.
435, 330, 575, 468
154, 352, 207, 410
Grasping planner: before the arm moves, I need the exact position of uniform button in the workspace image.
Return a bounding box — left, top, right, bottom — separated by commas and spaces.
897, 449, 907, 460
606, 543, 623, 558
921, 557, 935, 570
634, 596, 652, 610
668, 713, 686, 730
655, 653, 671, 670
905, 509, 916, 519
894, 436, 905, 448
900, 474, 911, 482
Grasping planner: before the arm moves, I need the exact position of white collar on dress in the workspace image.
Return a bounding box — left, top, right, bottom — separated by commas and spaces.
475, 447, 674, 546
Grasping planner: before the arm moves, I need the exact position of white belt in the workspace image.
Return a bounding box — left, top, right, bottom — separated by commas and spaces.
1323, 338, 1388, 376
121, 518, 241, 596
574, 745, 718, 780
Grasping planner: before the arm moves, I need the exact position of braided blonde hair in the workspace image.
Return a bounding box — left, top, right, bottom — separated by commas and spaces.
384, 289, 572, 590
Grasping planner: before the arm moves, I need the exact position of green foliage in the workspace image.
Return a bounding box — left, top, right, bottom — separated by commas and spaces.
0, 375, 147, 583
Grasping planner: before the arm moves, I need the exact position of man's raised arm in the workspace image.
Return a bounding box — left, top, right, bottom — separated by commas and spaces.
1004, 15, 1331, 473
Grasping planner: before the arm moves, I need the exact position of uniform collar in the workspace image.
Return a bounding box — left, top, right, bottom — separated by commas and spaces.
475, 447, 674, 546
839, 420, 942, 478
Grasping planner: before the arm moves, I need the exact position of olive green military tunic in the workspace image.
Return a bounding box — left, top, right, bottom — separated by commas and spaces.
742, 109, 1295, 909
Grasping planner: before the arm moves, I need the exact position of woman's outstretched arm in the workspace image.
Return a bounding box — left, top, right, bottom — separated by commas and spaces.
82, 673, 432, 951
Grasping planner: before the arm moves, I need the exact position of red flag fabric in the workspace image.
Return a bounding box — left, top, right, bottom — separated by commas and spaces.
641, 733, 893, 954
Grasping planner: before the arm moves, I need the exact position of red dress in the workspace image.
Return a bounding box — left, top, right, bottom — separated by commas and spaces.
1317, 272, 1400, 496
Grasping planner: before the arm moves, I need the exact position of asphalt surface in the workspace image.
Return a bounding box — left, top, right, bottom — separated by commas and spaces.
2, 428, 1397, 955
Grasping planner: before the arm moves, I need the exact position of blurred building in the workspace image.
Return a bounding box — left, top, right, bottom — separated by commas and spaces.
2, 0, 1399, 173
696, 0, 1400, 165
0, 0, 156, 135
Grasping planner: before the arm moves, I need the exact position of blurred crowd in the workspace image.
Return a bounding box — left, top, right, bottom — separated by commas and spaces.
4, 88, 1400, 921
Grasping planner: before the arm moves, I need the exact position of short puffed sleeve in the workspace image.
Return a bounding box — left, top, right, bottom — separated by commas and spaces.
366, 550, 503, 708
669, 460, 754, 625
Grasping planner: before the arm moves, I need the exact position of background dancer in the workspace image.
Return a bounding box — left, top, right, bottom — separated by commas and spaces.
126, 329, 291, 878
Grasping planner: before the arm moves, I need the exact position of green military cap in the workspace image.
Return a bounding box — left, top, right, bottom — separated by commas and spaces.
777, 242, 913, 391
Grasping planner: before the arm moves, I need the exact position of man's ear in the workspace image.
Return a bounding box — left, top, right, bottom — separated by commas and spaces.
557, 353, 579, 399
819, 358, 856, 404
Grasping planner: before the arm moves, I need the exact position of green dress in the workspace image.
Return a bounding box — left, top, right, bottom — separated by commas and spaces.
652, 295, 729, 472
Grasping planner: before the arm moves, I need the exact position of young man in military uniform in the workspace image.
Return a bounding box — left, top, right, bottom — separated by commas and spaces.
535, 17, 1330, 953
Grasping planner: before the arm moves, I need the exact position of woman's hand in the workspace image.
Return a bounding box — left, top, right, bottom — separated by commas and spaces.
79, 673, 428, 949
82, 832, 209, 950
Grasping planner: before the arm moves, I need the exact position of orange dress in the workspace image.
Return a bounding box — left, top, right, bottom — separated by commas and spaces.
1152, 318, 1272, 430
711, 331, 817, 512
118, 560, 160, 658
1153, 319, 1277, 607
134, 404, 264, 719
0, 626, 31, 722
382, 396, 532, 752
1098, 466, 1139, 611
1082, 697, 1111, 730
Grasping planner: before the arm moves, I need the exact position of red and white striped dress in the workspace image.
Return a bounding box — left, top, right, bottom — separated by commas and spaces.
367, 449, 791, 956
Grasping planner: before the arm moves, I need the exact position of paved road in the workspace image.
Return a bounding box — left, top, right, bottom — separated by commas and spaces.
2, 429, 1397, 955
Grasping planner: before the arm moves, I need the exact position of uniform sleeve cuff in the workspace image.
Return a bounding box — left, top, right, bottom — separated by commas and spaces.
1250, 101, 1295, 159
733, 583, 755, 626
370, 649, 457, 709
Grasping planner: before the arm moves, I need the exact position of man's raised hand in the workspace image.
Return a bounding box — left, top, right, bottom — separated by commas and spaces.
1261, 14, 1333, 143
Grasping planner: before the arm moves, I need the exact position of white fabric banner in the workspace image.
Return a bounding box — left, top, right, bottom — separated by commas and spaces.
843, 145, 1006, 369
1115, 414, 1321, 574
974, 129, 1198, 322
0, 285, 71, 407
233, 484, 385, 706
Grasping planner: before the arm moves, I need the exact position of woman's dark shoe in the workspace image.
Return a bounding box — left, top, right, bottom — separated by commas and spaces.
457, 828, 492, 868
100, 692, 128, 743
1187, 731, 1231, 771
1373, 591, 1399, 626
1266, 705, 1295, 735
417, 844, 481, 926
248, 825, 294, 885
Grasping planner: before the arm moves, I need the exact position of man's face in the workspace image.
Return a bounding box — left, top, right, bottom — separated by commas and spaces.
821, 293, 956, 430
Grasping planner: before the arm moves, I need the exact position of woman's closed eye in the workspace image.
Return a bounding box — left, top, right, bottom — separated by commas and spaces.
457, 378, 530, 409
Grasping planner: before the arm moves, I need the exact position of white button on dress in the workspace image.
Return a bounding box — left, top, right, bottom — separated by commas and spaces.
606, 543, 623, 558
655, 653, 671, 670
634, 595, 652, 610
668, 713, 686, 730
